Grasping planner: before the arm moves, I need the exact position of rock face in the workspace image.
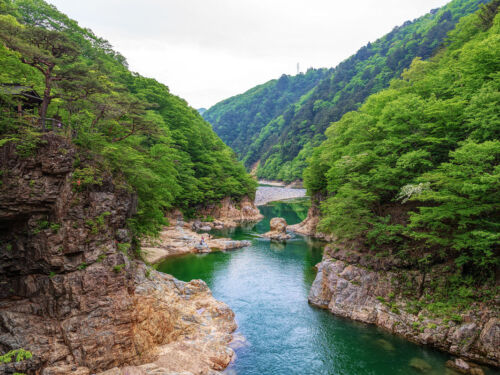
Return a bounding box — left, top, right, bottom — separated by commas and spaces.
141, 222, 251, 264
262, 217, 291, 241
196, 196, 263, 227
96, 271, 236, 375
288, 198, 332, 241
0, 134, 236, 375
309, 247, 500, 368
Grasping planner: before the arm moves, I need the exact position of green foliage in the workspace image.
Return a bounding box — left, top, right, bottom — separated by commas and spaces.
72, 167, 103, 191
0, 0, 256, 238
113, 263, 125, 273
408, 141, 500, 274
0, 348, 32, 367
305, 7, 500, 278
31, 219, 49, 235
203, 69, 331, 163
0, 349, 31, 363
77, 262, 87, 270
117, 242, 131, 254
85, 212, 110, 235
204, 0, 489, 182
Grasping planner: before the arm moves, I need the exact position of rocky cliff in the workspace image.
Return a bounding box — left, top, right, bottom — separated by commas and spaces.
288, 197, 332, 241
309, 246, 500, 369
0, 134, 236, 375
195, 196, 263, 227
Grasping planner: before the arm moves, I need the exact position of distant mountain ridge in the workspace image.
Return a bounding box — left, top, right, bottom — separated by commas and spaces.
203, 68, 331, 159
203, 0, 489, 182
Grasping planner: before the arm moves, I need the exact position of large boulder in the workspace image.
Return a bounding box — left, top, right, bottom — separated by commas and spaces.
446, 358, 485, 375
270, 217, 287, 232
262, 217, 291, 241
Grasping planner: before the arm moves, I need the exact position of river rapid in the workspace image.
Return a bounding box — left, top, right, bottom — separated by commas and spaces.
156, 187, 498, 375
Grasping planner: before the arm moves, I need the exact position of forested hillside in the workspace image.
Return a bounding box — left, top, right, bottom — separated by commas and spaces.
305, 0, 499, 292
0, 0, 256, 236
205, 0, 489, 182
203, 68, 330, 160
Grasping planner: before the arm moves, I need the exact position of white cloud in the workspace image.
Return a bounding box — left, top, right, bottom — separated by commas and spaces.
47, 0, 450, 108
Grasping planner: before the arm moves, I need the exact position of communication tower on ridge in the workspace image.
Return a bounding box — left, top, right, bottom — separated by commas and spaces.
297, 63, 300, 74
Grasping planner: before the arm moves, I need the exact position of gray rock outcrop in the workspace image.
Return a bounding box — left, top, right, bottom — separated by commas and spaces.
309, 248, 500, 368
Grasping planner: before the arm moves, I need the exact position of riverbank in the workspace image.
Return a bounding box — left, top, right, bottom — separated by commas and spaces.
258, 179, 286, 187
155, 199, 500, 375
288, 198, 499, 370
254, 185, 307, 206
141, 222, 251, 264
258, 179, 304, 188
309, 247, 500, 370
97, 269, 237, 375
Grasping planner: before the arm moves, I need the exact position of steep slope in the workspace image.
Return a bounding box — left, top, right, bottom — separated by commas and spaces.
256, 0, 491, 182
0, 135, 237, 374
0, 0, 257, 237
204, 0, 489, 182
203, 68, 331, 159
0, 1, 257, 373
298, 3, 500, 365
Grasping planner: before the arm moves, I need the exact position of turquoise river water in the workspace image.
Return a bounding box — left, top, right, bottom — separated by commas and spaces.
156, 197, 498, 375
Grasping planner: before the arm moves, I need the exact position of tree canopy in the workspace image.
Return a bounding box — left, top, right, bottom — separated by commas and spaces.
203, 68, 331, 164
304, 4, 500, 278
203, 0, 490, 183
0, 0, 257, 236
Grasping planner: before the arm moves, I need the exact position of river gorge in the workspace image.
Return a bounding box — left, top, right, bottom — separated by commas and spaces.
156, 187, 499, 375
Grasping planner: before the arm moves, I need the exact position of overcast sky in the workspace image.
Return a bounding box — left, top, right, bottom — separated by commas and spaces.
47, 0, 450, 109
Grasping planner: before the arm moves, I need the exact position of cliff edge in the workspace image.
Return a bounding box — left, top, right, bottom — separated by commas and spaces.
0, 134, 236, 375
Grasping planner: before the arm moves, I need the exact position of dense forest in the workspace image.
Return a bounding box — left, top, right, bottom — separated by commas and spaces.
204, 0, 490, 182
0, 0, 257, 237
203, 68, 331, 162
305, 1, 499, 304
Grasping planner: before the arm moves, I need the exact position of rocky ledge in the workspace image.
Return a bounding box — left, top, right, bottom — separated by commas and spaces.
96, 268, 237, 375
309, 247, 500, 370
141, 222, 251, 264
0, 134, 237, 375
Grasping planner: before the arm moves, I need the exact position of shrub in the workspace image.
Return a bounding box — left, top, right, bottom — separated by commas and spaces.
113, 264, 125, 273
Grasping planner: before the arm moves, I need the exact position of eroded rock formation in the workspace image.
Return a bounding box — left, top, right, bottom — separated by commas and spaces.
0, 134, 236, 375
141, 223, 251, 264
196, 196, 263, 227
262, 217, 290, 241
288, 197, 332, 241
309, 246, 500, 368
